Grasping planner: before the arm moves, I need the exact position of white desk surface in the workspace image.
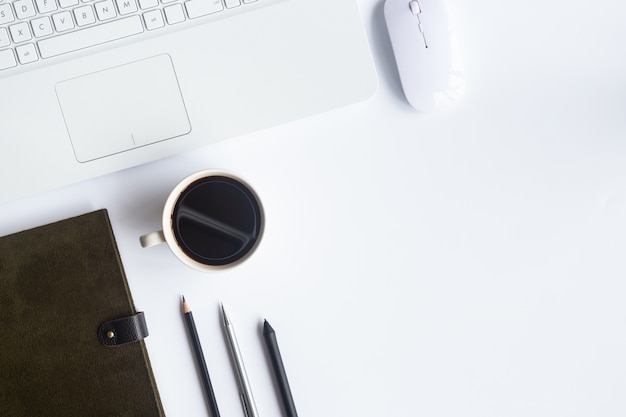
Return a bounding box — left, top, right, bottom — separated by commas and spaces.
2, 0, 626, 415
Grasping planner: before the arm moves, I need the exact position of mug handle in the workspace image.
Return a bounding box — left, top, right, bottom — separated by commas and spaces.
140, 230, 166, 248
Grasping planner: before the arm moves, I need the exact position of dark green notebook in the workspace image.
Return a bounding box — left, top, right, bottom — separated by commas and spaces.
0, 209, 165, 416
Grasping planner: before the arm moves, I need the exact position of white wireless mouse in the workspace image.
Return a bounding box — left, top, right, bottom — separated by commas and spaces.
384, 0, 465, 111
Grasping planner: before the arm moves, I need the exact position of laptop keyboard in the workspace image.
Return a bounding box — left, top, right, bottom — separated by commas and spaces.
0, 0, 259, 72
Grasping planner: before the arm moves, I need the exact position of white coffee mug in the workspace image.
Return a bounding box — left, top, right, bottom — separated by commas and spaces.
140, 169, 264, 272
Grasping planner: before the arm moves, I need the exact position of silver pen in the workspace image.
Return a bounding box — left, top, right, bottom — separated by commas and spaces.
221, 304, 259, 417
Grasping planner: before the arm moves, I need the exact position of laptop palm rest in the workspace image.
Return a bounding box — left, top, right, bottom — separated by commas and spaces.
55, 54, 191, 163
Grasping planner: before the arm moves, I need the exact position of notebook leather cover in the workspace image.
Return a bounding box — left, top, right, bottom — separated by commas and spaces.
0, 209, 165, 416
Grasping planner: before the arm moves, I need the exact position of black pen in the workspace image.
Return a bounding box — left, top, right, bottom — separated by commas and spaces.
263, 319, 298, 417
182, 296, 221, 417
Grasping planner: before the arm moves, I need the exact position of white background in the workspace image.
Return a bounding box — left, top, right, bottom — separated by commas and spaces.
2, 0, 626, 415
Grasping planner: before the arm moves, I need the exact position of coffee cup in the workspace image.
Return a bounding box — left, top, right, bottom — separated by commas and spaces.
140, 170, 264, 271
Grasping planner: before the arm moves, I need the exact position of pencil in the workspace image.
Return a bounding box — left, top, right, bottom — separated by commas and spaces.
182, 296, 221, 417
263, 319, 298, 417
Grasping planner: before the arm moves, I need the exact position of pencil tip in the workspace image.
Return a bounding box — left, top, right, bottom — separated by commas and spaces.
181, 296, 191, 313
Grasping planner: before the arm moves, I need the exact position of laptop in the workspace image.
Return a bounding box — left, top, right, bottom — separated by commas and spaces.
0, 0, 377, 203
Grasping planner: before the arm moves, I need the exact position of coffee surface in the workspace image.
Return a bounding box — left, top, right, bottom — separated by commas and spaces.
172, 176, 262, 266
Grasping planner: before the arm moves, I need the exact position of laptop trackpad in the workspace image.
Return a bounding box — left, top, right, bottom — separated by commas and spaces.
56, 54, 191, 163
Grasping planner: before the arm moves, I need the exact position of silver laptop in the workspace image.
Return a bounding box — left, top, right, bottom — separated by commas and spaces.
0, 0, 377, 203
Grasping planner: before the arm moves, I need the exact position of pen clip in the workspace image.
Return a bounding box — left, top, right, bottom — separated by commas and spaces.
240, 393, 250, 417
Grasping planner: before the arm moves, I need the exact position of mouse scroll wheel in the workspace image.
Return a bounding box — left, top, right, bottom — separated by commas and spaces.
409, 0, 421, 15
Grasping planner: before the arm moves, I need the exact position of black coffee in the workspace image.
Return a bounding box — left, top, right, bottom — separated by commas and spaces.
172, 176, 263, 266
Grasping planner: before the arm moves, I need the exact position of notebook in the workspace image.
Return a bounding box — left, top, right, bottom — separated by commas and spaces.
0, 0, 378, 203
0, 209, 165, 416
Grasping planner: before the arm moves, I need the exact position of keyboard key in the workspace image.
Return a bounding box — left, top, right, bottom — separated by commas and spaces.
164, 3, 184, 24
52, 10, 74, 31
225, 0, 239, 8
35, 0, 57, 13
14, 0, 37, 19
138, 0, 158, 8
0, 4, 15, 25
94, 0, 116, 20
31, 16, 54, 37
9, 22, 32, 43
0, 48, 17, 70
0, 27, 10, 47
143, 8, 163, 30
16, 42, 38, 63
38, 15, 143, 58
185, 0, 223, 19
58, 0, 79, 7
115, 0, 137, 15
74, 5, 95, 26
